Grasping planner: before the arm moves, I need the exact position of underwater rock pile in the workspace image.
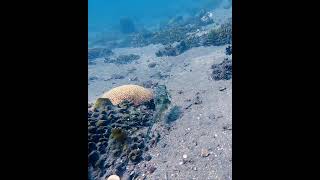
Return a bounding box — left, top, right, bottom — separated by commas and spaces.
211, 57, 232, 80
104, 54, 140, 64
155, 20, 232, 57
88, 99, 157, 179
88, 85, 171, 180
226, 45, 232, 55
88, 48, 113, 65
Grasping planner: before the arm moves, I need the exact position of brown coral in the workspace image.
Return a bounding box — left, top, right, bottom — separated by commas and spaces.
101, 85, 153, 106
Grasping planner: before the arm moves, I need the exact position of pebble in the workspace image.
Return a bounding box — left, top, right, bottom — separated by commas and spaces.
179, 161, 184, 165
201, 148, 210, 157
193, 167, 198, 171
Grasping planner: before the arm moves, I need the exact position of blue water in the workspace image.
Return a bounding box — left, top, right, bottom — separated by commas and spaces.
89, 0, 229, 42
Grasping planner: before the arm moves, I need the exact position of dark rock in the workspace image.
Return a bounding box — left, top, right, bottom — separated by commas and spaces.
88, 126, 97, 133
88, 142, 97, 152
128, 149, 142, 163
148, 62, 157, 68
226, 45, 232, 55
165, 106, 182, 123
144, 154, 152, 161
88, 151, 100, 166
89, 76, 98, 81
127, 67, 137, 74
194, 95, 202, 105
147, 165, 157, 173
111, 74, 125, 80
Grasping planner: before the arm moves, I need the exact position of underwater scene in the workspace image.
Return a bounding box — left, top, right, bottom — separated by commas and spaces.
88, 0, 232, 180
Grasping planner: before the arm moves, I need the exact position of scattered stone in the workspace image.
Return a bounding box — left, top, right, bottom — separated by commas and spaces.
144, 154, 152, 161
141, 80, 158, 88
223, 124, 232, 131
127, 67, 137, 74
89, 76, 98, 81
177, 90, 183, 94
193, 95, 202, 105
111, 74, 125, 80
147, 165, 157, 174
201, 148, 210, 157
150, 72, 169, 80
148, 62, 157, 68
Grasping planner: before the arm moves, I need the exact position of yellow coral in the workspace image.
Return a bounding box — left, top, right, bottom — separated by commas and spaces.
101, 85, 153, 106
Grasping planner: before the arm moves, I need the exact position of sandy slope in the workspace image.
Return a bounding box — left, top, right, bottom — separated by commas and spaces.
89, 44, 231, 180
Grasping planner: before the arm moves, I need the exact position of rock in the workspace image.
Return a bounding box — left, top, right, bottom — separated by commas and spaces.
88, 142, 97, 152
150, 72, 169, 80
142, 80, 158, 88
88, 151, 100, 166
111, 74, 125, 80
177, 90, 183, 94
219, 87, 227, 91
226, 45, 232, 55
127, 67, 137, 74
201, 148, 210, 157
148, 62, 157, 68
165, 106, 182, 123
147, 165, 157, 173
88, 126, 97, 133
96, 120, 108, 126
106, 175, 120, 180
144, 154, 152, 161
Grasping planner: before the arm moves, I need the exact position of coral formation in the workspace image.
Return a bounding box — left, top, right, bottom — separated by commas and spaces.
88, 48, 113, 64
101, 85, 154, 106
104, 54, 140, 64
106, 175, 120, 180
211, 58, 232, 80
